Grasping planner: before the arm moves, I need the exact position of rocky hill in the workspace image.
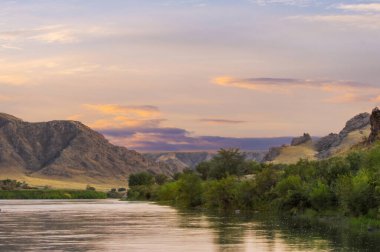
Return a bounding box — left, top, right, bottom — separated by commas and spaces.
0, 113, 171, 189
264, 112, 371, 163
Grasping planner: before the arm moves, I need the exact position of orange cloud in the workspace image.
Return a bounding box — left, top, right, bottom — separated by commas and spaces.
66, 114, 82, 121
83, 103, 164, 130
213, 76, 380, 104
0, 75, 28, 85
83, 104, 160, 118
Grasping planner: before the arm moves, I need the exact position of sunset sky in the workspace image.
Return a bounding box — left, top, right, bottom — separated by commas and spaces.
1, 0, 380, 151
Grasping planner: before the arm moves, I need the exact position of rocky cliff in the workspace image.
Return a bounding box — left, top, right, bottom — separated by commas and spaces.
316, 112, 370, 158
0, 113, 171, 185
368, 107, 380, 144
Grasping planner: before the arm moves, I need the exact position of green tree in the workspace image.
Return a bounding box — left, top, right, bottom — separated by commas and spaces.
196, 161, 212, 180
155, 174, 168, 185
176, 173, 203, 207
210, 148, 246, 179
128, 172, 155, 186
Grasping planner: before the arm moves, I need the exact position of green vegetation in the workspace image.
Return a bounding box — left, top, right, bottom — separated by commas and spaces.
127, 146, 380, 227
0, 179, 30, 190
0, 179, 106, 199
0, 189, 106, 199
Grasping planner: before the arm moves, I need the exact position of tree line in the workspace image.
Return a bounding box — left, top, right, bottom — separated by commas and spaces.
127, 145, 380, 220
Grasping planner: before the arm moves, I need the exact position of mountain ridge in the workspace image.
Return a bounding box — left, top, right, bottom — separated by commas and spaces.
0, 113, 172, 189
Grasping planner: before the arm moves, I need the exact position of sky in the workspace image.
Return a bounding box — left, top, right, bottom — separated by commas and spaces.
1, 0, 380, 151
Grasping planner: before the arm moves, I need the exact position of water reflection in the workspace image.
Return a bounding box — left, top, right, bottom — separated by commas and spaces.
0, 200, 378, 251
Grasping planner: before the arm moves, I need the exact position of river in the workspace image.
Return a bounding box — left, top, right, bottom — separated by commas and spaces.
0, 200, 378, 251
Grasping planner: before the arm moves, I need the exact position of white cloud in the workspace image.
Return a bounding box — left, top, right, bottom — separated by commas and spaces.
337, 3, 380, 12
0, 24, 116, 48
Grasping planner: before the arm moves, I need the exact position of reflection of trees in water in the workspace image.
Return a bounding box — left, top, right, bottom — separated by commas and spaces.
176, 209, 380, 251
275, 217, 380, 251
175, 209, 247, 251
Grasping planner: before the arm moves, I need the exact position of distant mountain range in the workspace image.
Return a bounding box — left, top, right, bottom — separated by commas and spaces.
143, 151, 267, 172
0, 110, 375, 189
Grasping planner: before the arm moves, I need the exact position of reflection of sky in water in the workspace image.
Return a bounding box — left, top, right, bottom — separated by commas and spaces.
0, 200, 374, 251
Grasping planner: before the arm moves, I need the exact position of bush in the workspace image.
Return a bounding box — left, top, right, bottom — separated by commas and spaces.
309, 180, 333, 211
204, 176, 240, 210
176, 173, 203, 207
275, 175, 309, 212
127, 185, 158, 200
157, 182, 179, 202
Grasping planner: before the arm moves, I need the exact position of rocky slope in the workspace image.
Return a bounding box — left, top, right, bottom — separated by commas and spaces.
264, 112, 371, 163
0, 113, 171, 188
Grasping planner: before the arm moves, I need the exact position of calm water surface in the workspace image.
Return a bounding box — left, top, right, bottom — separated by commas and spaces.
0, 200, 378, 251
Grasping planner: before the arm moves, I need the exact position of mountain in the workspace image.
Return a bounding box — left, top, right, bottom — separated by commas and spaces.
264, 112, 371, 163
144, 150, 267, 171
0, 113, 171, 189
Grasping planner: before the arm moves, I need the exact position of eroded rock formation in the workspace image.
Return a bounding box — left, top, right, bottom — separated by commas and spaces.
368, 107, 380, 144
291, 133, 312, 146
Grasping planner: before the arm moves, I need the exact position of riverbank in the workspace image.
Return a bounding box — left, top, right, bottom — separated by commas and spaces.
0, 190, 107, 199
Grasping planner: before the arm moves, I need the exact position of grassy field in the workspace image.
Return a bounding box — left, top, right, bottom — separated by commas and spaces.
272, 141, 317, 164
0, 168, 127, 192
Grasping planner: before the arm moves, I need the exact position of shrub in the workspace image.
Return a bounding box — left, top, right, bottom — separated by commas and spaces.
203, 176, 240, 210
309, 180, 333, 211
176, 173, 203, 207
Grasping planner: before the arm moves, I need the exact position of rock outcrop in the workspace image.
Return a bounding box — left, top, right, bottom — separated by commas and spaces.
315, 133, 340, 152
339, 112, 370, 138
263, 146, 283, 162
291, 133, 312, 146
0, 113, 171, 181
368, 107, 380, 144
315, 112, 370, 159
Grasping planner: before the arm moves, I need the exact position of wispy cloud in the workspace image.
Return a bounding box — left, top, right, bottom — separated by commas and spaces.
83, 104, 160, 118
213, 76, 368, 91
252, 0, 313, 6
199, 118, 247, 125
0, 24, 116, 50
0, 55, 133, 86
0, 95, 12, 102
0, 44, 22, 50
0, 74, 28, 85
289, 3, 380, 29
336, 3, 380, 13
291, 14, 380, 29
213, 76, 380, 103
